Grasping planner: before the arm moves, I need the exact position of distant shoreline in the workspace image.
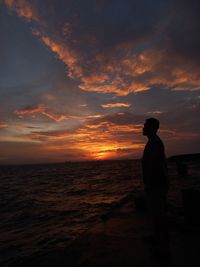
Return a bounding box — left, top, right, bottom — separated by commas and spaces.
1, 153, 200, 167
168, 153, 200, 162
0, 158, 139, 167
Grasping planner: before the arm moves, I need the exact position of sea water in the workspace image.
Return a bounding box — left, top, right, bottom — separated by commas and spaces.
0, 160, 142, 265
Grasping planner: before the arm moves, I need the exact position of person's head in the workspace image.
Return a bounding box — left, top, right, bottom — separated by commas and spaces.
143, 118, 159, 136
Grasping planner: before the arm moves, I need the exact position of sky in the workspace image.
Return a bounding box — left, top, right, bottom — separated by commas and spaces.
0, 0, 200, 164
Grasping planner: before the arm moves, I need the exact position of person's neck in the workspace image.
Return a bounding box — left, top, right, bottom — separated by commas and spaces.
147, 133, 157, 140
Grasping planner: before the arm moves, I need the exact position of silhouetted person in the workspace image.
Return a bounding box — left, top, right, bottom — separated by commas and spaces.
142, 118, 169, 256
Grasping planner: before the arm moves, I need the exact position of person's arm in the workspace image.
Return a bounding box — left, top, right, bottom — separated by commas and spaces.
147, 141, 164, 181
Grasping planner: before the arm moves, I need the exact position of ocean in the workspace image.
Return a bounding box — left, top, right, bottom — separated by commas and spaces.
0, 160, 142, 266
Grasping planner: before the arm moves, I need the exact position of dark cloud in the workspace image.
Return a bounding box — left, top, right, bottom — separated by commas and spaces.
0, 140, 88, 164
4, 0, 200, 94
166, 0, 200, 63
14, 104, 82, 122
159, 101, 200, 133
87, 112, 146, 126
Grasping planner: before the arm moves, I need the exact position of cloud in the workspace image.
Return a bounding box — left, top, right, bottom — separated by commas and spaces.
4, 0, 40, 22
147, 111, 163, 115
14, 104, 79, 122
86, 112, 146, 126
41, 111, 68, 122
2, 106, 200, 162
15, 104, 46, 115
0, 140, 89, 164
0, 121, 8, 129
3, 0, 200, 96
1, 0, 200, 163
101, 103, 131, 108
41, 35, 82, 78
0, 117, 43, 133
21, 112, 146, 160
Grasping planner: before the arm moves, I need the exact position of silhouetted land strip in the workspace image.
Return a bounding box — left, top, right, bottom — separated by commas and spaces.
168, 153, 200, 176
168, 153, 200, 162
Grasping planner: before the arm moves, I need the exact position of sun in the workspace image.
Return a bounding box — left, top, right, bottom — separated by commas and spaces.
90, 144, 119, 160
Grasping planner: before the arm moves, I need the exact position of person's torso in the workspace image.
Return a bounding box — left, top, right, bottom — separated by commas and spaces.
142, 135, 168, 187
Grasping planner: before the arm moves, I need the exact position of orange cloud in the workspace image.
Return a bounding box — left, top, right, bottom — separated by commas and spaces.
3, 1, 200, 96
41, 35, 82, 78
15, 104, 46, 115
122, 49, 200, 92
86, 114, 104, 119
44, 138, 144, 161
101, 103, 131, 108
0, 119, 42, 132
63, 44, 200, 94
41, 111, 68, 122
81, 74, 109, 84
15, 104, 78, 122
22, 114, 145, 160
0, 121, 8, 129
4, 0, 40, 22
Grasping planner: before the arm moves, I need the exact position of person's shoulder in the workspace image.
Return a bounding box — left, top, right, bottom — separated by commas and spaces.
156, 135, 165, 151
151, 135, 164, 148
154, 134, 163, 142
150, 135, 161, 143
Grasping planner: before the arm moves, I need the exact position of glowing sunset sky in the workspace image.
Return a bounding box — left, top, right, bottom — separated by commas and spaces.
0, 0, 200, 164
